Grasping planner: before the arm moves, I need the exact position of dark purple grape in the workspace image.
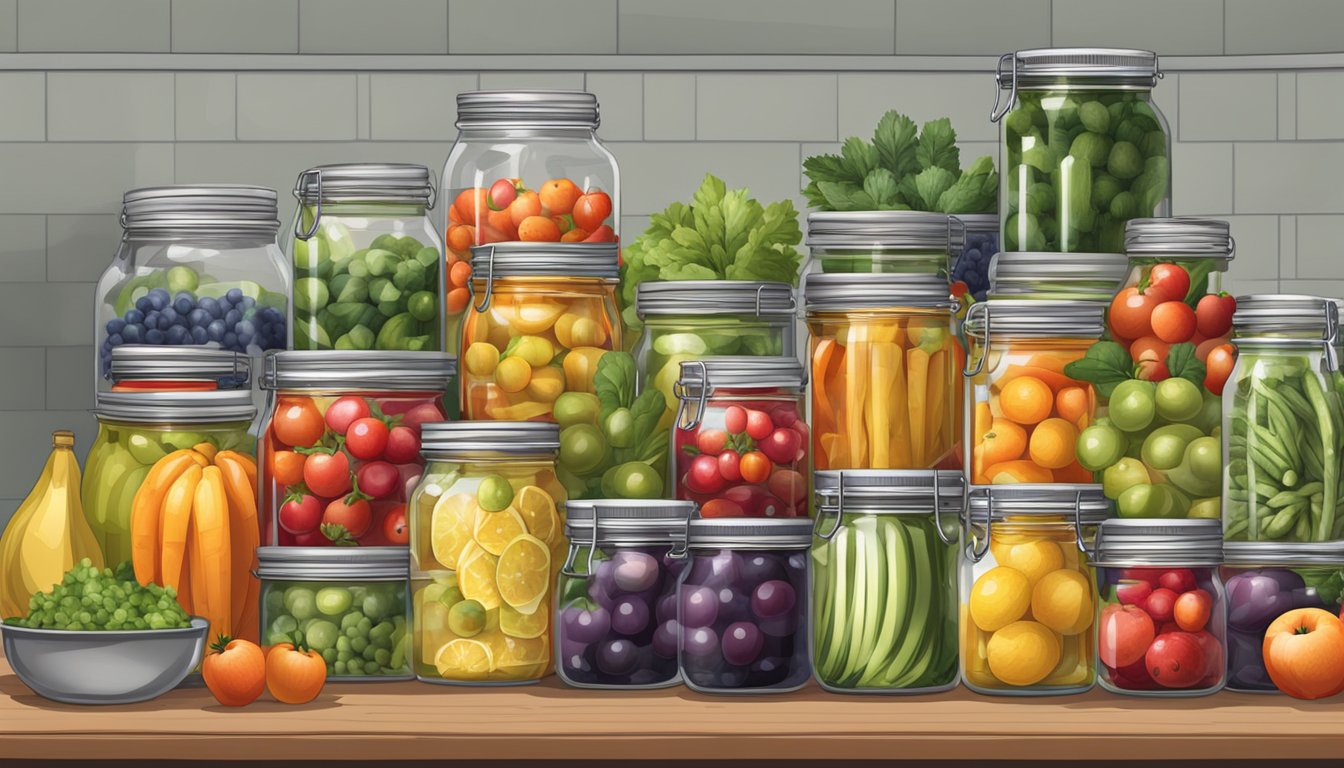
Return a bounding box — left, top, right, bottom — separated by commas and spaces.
560, 636, 596, 677
136, 296, 152, 313
682, 626, 719, 657
124, 309, 144, 325
611, 597, 651, 636
655, 592, 678, 624
721, 621, 764, 666
736, 553, 785, 585
612, 551, 659, 593
588, 577, 615, 610
206, 320, 226, 342
1292, 586, 1329, 610
652, 619, 679, 659
188, 308, 209, 327
686, 551, 739, 590
758, 611, 799, 638
224, 308, 242, 326
222, 331, 238, 349
108, 333, 123, 347
226, 288, 243, 304
628, 667, 666, 687
597, 639, 640, 676
715, 589, 752, 625
122, 324, 142, 343
147, 289, 169, 310
1227, 628, 1273, 689
561, 604, 610, 644
679, 586, 718, 629
166, 326, 188, 344
786, 553, 807, 573
145, 328, 164, 344
751, 579, 796, 619
1227, 572, 1295, 631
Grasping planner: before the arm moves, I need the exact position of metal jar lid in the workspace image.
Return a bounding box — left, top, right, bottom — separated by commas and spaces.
956, 213, 999, 235
1232, 294, 1339, 340
95, 389, 256, 424
1223, 541, 1344, 567
996, 48, 1160, 89
806, 211, 964, 253
803, 272, 954, 312
814, 470, 965, 514
109, 345, 249, 385
563, 499, 696, 544
962, 299, 1107, 344
419, 421, 559, 460
456, 90, 600, 130
966, 484, 1111, 524
121, 185, 280, 232
1125, 217, 1234, 263
469, 242, 619, 280
293, 163, 435, 206
686, 518, 813, 551
987, 252, 1129, 299
1092, 518, 1223, 567
636, 280, 795, 318
676, 356, 806, 391
261, 351, 455, 392
256, 546, 409, 581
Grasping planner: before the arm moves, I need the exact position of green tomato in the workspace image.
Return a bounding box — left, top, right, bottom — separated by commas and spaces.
1194, 391, 1223, 433
1155, 378, 1203, 423
1102, 457, 1151, 500
476, 474, 515, 512
605, 407, 635, 449
125, 432, 168, 465
270, 613, 299, 635
1109, 379, 1157, 433
159, 430, 206, 451
305, 619, 340, 651
437, 586, 464, 608
1141, 430, 1191, 471
315, 587, 353, 616
1184, 435, 1222, 483
553, 392, 601, 428
1076, 424, 1126, 471
1188, 496, 1221, 520
448, 599, 486, 637
407, 290, 437, 322
559, 423, 610, 475
1118, 483, 1189, 519
165, 265, 199, 294
611, 461, 663, 500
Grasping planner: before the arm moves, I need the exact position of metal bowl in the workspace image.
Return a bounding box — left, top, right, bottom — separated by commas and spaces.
2, 617, 208, 704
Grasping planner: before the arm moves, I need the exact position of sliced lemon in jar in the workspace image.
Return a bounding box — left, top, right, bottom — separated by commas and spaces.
473, 506, 527, 556
495, 534, 551, 613
457, 541, 503, 611
500, 602, 549, 639
430, 493, 478, 570
488, 632, 549, 670
514, 485, 559, 545
435, 638, 495, 680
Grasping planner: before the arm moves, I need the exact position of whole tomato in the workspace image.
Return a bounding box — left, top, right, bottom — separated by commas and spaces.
355, 461, 400, 499
272, 398, 325, 448
346, 417, 390, 461
717, 450, 743, 482
738, 451, 772, 484
1263, 608, 1344, 699
383, 425, 421, 464
1146, 263, 1192, 303
684, 454, 726, 495
1109, 287, 1162, 341
1174, 589, 1213, 633
1195, 293, 1236, 338
203, 635, 266, 707
324, 396, 370, 435
382, 504, 409, 545
572, 191, 613, 232
700, 498, 746, 518
266, 640, 327, 704
303, 451, 352, 498
400, 403, 446, 434
279, 493, 322, 535
745, 410, 775, 441
323, 495, 372, 538
696, 429, 728, 456
1147, 632, 1206, 688
1099, 603, 1156, 668
270, 450, 306, 487
1204, 343, 1236, 396
1150, 301, 1198, 344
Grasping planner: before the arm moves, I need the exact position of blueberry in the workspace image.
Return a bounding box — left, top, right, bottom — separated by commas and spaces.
190, 326, 209, 344
105, 318, 125, 335
160, 308, 178, 327
145, 328, 164, 345
144, 311, 160, 328
174, 297, 193, 315
225, 288, 243, 304
240, 296, 255, 310
136, 296, 152, 313
122, 324, 142, 343
237, 319, 255, 336
188, 308, 209, 327
124, 309, 144, 325
101, 340, 113, 354
166, 326, 188, 344
222, 332, 238, 349
224, 309, 242, 326
108, 333, 124, 347
206, 320, 226, 342
199, 296, 221, 318
148, 289, 169, 311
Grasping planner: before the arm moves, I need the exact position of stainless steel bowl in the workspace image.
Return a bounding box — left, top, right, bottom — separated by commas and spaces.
2, 617, 208, 704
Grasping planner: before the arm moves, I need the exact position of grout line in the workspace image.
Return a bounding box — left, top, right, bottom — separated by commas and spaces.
1222, 0, 1227, 56
41, 70, 46, 141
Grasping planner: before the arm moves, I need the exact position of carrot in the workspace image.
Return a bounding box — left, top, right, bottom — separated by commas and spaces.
907, 346, 930, 468
845, 323, 870, 467
158, 463, 202, 594
926, 348, 948, 465
191, 442, 218, 463
129, 450, 200, 586
217, 455, 259, 638
869, 340, 892, 468
887, 340, 911, 468
217, 450, 258, 490
820, 433, 848, 468
193, 466, 232, 639
175, 558, 193, 615
811, 339, 842, 438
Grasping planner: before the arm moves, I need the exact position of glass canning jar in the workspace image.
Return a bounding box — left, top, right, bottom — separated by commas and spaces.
258, 351, 455, 547
804, 273, 960, 470
961, 484, 1109, 695
810, 470, 964, 694
1123, 217, 1233, 306
962, 299, 1107, 484
1092, 518, 1226, 696
674, 357, 808, 517
804, 211, 962, 277
555, 499, 695, 689
986, 252, 1129, 302
257, 547, 411, 680
95, 185, 289, 390
675, 517, 812, 693
108, 345, 249, 391
951, 213, 999, 304
289, 164, 446, 356
992, 48, 1170, 253
409, 422, 565, 685
1224, 295, 1344, 543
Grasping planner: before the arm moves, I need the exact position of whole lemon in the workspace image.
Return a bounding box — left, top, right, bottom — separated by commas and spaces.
987, 620, 1062, 687
968, 566, 1032, 632
1031, 569, 1096, 635
990, 538, 1064, 586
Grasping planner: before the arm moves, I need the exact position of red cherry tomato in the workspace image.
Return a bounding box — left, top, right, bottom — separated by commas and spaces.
323, 496, 372, 538
1144, 587, 1179, 623
572, 191, 613, 233
1195, 293, 1236, 338
272, 398, 325, 448
1136, 359, 1170, 382
1109, 287, 1162, 340
279, 493, 322, 534
1146, 632, 1207, 688
1174, 589, 1213, 633
303, 451, 352, 498
717, 450, 743, 482
723, 406, 747, 435
1195, 334, 1231, 363
346, 417, 390, 461
700, 498, 746, 518
292, 528, 331, 547
400, 402, 446, 434
1158, 569, 1198, 594
684, 453, 726, 495
383, 425, 421, 464
324, 396, 370, 435
745, 409, 774, 441
1146, 263, 1192, 303
696, 429, 728, 456
1116, 580, 1154, 606
1204, 343, 1236, 396
758, 428, 801, 465
738, 451, 772, 484
382, 504, 409, 545
1150, 301, 1198, 344
356, 460, 400, 499
487, 178, 518, 212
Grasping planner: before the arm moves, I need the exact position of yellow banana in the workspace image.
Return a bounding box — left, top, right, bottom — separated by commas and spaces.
156, 463, 201, 595
130, 449, 202, 586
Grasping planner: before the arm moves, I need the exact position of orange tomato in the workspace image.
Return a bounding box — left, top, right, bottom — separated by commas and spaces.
573, 191, 613, 232
453, 188, 488, 224
446, 287, 470, 314
1028, 417, 1078, 470
1150, 301, 1197, 344
979, 418, 1027, 465
508, 190, 543, 228
1174, 589, 1212, 633
1109, 286, 1161, 340
265, 641, 327, 705
487, 208, 516, 239
561, 227, 591, 242
998, 376, 1053, 425
446, 224, 475, 253
981, 459, 1054, 484
539, 178, 582, 215
518, 215, 561, 242
1262, 608, 1344, 700
1204, 343, 1236, 396
1055, 386, 1089, 426
270, 450, 305, 487
271, 397, 325, 448
1195, 334, 1231, 363
448, 260, 472, 290
203, 635, 266, 707
1130, 335, 1170, 363
739, 451, 772, 484
584, 224, 617, 243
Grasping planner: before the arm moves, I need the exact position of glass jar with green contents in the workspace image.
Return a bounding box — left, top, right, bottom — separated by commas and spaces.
290, 164, 444, 354
257, 547, 411, 680
987, 252, 1129, 302
805, 211, 962, 277
992, 48, 1169, 253
83, 390, 256, 568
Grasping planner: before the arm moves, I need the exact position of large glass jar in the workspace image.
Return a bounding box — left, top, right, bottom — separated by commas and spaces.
95, 186, 289, 390
804, 211, 961, 277
258, 351, 454, 547
555, 499, 694, 689
676, 517, 812, 693
951, 213, 998, 304
992, 48, 1170, 253
409, 422, 565, 685
963, 299, 1106, 484
257, 547, 411, 680
811, 470, 964, 694
289, 164, 445, 357
84, 390, 256, 569
804, 273, 960, 470
961, 485, 1109, 695
674, 357, 808, 517
1092, 518, 1226, 696
1224, 296, 1344, 543
108, 346, 248, 391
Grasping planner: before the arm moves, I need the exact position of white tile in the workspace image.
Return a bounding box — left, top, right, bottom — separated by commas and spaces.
172, 0, 298, 53
0, 411, 98, 501
1279, 280, 1344, 302
620, 216, 652, 242
44, 346, 91, 411
449, 0, 616, 53
618, 0, 895, 54
0, 143, 174, 214
1280, 215, 1297, 279
896, 0, 1049, 54
606, 142, 805, 216
838, 73, 994, 143
1225, 0, 1344, 54
585, 73, 642, 142
1224, 278, 1279, 298
477, 72, 585, 91
643, 74, 695, 141
0, 283, 95, 346
299, 0, 447, 53
1296, 72, 1344, 141
0, 348, 44, 411
48, 73, 174, 141
1296, 215, 1344, 281
697, 74, 836, 141
0, 73, 43, 140
1179, 73, 1276, 141
0, 0, 14, 51
1220, 215, 1278, 280
46, 215, 120, 283
1152, 73, 1178, 140
1278, 73, 1297, 140
0, 215, 45, 282
1235, 143, 1344, 214
1052, 0, 1223, 54
175, 73, 235, 141
369, 73, 477, 141
237, 74, 356, 141
17, 0, 169, 51
1170, 143, 1232, 216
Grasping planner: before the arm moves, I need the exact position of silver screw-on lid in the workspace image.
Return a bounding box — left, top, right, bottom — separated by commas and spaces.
121, 185, 280, 232
676, 356, 806, 391
256, 546, 409, 580
293, 163, 434, 205
456, 90, 600, 129
686, 517, 813, 550
419, 421, 560, 459
109, 345, 250, 386
803, 272, 955, 312
806, 211, 964, 253
998, 48, 1161, 87
1092, 518, 1223, 567
469, 243, 619, 280
987, 252, 1129, 300
814, 470, 965, 515
966, 484, 1111, 524
94, 389, 256, 424
261, 351, 455, 392
636, 280, 795, 318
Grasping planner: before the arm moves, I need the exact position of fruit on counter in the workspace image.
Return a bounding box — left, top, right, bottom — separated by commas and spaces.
971, 353, 1095, 484
1001, 92, 1167, 252
265, 633, 328, 704
263, 582, 409, 678
1099, 567, 1222, 692
619, 174, 802, 332
676, 402, 808, 517
1224, 567, 1344, 690
1262, 608, 1344, 700
3, 559, 190, 630
203, 635, 266, 707
0, 431, 104, 619
129, 447, 260, 641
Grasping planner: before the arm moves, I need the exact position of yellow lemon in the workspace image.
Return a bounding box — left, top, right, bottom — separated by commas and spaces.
457, 541, 503, 611
513, 335, 556, 367
512, 301, 566, 334
463, 342, 501, 377
514, 485, 559, 545
986, 620, 1061, 687
494, 356, 532, 393
500, 601, 549, 639
430, 493, 477, 570
1030, 569, 1095, 635
968, 566, 1031, 632
990, 538, 1064, 586
473, 506, 527, 556
495, 534, 551, 613
435, 638, 495, 680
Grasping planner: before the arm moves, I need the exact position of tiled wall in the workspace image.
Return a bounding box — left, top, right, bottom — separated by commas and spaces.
0, 0, 1342, 522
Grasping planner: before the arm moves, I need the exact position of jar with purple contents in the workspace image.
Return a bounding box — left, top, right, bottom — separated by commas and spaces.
556, 500, 694, 689
676, 517, 811, 693
951, 213, 998, 304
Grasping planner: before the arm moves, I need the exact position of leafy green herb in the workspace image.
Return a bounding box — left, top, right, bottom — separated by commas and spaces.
1303, 568, 1344, 609
1063, 341, 1135, 398
594, 351, 637, 422
1165, 343, 1206, 388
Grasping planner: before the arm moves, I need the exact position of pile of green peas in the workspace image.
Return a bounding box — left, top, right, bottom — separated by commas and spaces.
263, 581, 410, 678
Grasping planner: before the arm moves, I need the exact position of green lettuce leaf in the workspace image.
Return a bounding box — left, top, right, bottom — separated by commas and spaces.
916, 117, 960, 173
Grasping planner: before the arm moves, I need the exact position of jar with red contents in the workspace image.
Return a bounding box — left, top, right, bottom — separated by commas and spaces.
108, 345, 249, 391
673, 357, 808, 518
259, 351, 455, 547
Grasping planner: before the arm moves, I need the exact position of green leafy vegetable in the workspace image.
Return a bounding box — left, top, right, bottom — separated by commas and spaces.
1165, 343, 1206, 388
1064, 341, 1135, 398
594, 351, 637, 422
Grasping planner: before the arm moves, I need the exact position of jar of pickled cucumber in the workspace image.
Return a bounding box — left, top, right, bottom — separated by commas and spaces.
804, 273, 960, 470
986, 252, 1129, 302
109, 346, 249, 391
556, 499, 694, 689
257, 546, 411, 680
961, 484, 1109, 695
290, 164, 445, 356
811, 470, 964, 694
804, 211, 962, 277
992, 48, 1169, 253
409, 421, 565, 685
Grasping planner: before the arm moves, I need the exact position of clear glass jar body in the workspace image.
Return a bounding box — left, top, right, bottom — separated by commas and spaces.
808, 308, 960, 470
289, 202, 445, 354
1001, 90, 1170, 253
409, 456, 566, 684
556, 542, 685, 688
961, 518, 1097, 694
805, 245, 948, 278
674, 388, 808, 517
95, 231, 289, 388
1221, 563, 1344, 692
260, 577, 411, 680
677, 546, 810, 692
811, 512, 958, 693
259, 390, 447, 546
1096, 565, 1226, 695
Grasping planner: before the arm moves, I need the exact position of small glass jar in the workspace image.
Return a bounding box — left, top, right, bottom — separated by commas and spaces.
962, 299, 1106, 484
676, 517, 812, 693
986, 252, 1129, 302
951, 213, 999, 304
1224, 296, 1344, 543
674, 357, 808, 517
804, 273, 960, 470
804, 211, 962, 277
84, 389, 256, 568
289, 164, 445, 357
810, 470, 964, 694
409, 422, 565, 685
961, 484, 1108, 695
95, 186, 289, 390
992, 48, 1170, 253
258, 351, 454, 547
1092, 518, 1226, 696
257, 547, 411, 681
555, 499, 694, 689
108, 346, 249, 391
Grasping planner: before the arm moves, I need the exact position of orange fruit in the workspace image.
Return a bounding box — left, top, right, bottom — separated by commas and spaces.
518, 215, 561, 242
538, 179, 582, 215
998, 376, 1054, 425
1055, 386, 1090, 426
980, 419, 1028, 466
1028, 418, 1079, 470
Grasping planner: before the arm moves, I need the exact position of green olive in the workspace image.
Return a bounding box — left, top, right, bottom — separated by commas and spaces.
447, 599, 486, 637
553, 391, 601, 429
476, 474, 515, 513
1076, 424, 1126, 471
1108, 379, 1157, 433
